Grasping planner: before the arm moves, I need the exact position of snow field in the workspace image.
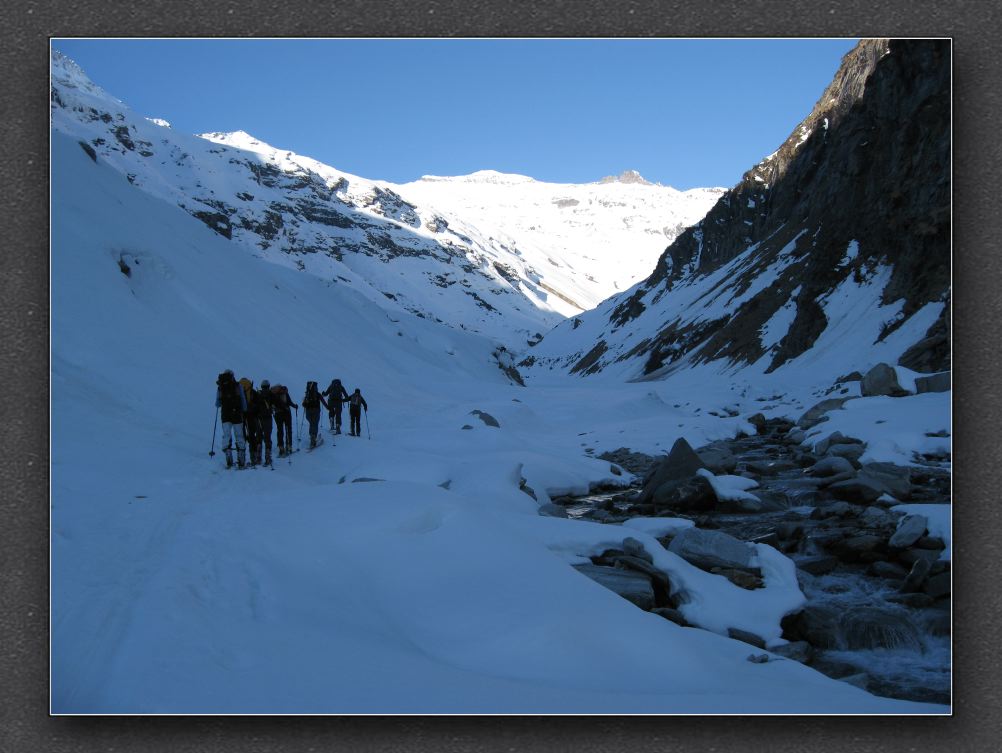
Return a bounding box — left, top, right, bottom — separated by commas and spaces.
51, 128, 947, 713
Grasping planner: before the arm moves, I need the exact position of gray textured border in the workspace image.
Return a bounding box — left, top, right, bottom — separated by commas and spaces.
4, 0, 998, 750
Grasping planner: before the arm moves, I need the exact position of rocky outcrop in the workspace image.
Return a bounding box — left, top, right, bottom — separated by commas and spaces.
529, 40, 950, 379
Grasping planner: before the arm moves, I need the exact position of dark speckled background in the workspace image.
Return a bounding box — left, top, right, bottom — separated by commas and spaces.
3, 1, 998, 750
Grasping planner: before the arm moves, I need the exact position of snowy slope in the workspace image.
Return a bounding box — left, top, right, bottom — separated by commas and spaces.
398, 170, 724, 314
50, 50, 557, 348
50, 127, 945, 713
50, 50, 720, 349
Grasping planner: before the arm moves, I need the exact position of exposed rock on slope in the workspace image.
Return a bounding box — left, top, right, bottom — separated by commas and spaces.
526, 40, 950, 381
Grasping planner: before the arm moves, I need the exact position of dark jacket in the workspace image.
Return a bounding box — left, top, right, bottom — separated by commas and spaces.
216, 381, 247, 424
348, 391, 368, 413
271, 387, 298, 415
302, 385, 329, 413
323, 380, 349, 407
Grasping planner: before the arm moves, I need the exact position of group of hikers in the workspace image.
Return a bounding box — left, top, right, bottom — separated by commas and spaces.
214, 370, 369, 469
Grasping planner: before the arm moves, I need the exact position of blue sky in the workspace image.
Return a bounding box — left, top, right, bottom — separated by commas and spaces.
52, 38, 857, 189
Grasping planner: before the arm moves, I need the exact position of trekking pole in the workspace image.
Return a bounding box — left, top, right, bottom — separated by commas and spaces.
209, 408, 219, 457
364, 408, 371, 440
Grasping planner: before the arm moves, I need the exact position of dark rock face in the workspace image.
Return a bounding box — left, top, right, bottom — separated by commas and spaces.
640, 437, 708, 503
539, 40, 950, 377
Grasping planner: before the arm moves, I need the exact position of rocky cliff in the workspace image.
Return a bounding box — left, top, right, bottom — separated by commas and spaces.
525, 39, 950, 380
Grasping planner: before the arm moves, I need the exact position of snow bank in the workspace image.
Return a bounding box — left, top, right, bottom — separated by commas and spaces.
622, 517, 695, 537
803, 393, 951, 466
892, 504, 952, 560
697, 468, 761, 503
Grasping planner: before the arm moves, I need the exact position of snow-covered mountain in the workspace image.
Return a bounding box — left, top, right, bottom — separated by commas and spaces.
50, 50, 720, 350
399, 170, 724, 312
523, 39, 950, 388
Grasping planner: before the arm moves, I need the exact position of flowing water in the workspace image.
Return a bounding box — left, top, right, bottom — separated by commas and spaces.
564, 426, 951, 705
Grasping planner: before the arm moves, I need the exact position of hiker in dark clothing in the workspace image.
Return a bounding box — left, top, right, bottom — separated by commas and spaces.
270, 383, 298, 456
322, 378, 350, 434
258, 379, 275, 465
347, 388, 368, 437
301, 381, 329, 448
216, 369, 247, 468
239, 377, 263, 466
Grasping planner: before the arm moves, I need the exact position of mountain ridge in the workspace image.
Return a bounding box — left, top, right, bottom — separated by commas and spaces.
523, 39, 950, 385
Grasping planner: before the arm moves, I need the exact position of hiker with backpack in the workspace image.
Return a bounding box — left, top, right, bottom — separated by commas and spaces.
270, 383, 298, 457
258, 379, 275, 466
215, 369, 248, 468
322, 378, 350, 434
347, 388, 368, 437
301, 381, 329, 449
239, 377, 264, 467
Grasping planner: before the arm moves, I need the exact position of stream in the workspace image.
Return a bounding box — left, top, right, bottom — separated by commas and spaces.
558, 421, 951, 706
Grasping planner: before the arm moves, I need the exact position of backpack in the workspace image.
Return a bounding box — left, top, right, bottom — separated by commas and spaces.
271, 384, 289, 410
239, 378, 254, 408
303, 381, 320, 409
217, 372, 243, 417
350, 392, 362, 409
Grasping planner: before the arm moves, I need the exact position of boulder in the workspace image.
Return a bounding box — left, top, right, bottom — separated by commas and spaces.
826, 443, 866, 465
667, 527, 757, 572
916, 536, 946, 551
470, 410, 500, 428
573, 564, 655, 610
747, 413, 767, 432
915, 371, 951, 394
810, 500, 852, 519
651, 474, 716, 512
537, 503, 568, 518
793, 555, 839, 576
860, 505, 895, 528
842, 534, 884, 554
922, 571, 951, 599
814, 431, 862, 455
612, 556, 671, 605
899, 558, 932, 593
860, 363, 911, 397
810, 456, 855, 478
869, 561, 909, 579
727, 627, 767, 649
696, 444, 738, 474
889, 514, 928, 548
771, 640, 813, 663
640, 438, 708, 503
622, 537, 653, 563
827, 476, 885, 504
784, 604, 841, 648
816, 470, 858, 488
786, 428, 807, 445
861, 463, 913, 500
797, 397, 852, 430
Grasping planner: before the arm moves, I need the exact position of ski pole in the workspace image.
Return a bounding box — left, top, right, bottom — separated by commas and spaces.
364, 408, 371, 440
209, 407, 218, 457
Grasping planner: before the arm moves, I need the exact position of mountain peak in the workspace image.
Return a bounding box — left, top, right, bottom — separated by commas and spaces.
597, 169, 653, 186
